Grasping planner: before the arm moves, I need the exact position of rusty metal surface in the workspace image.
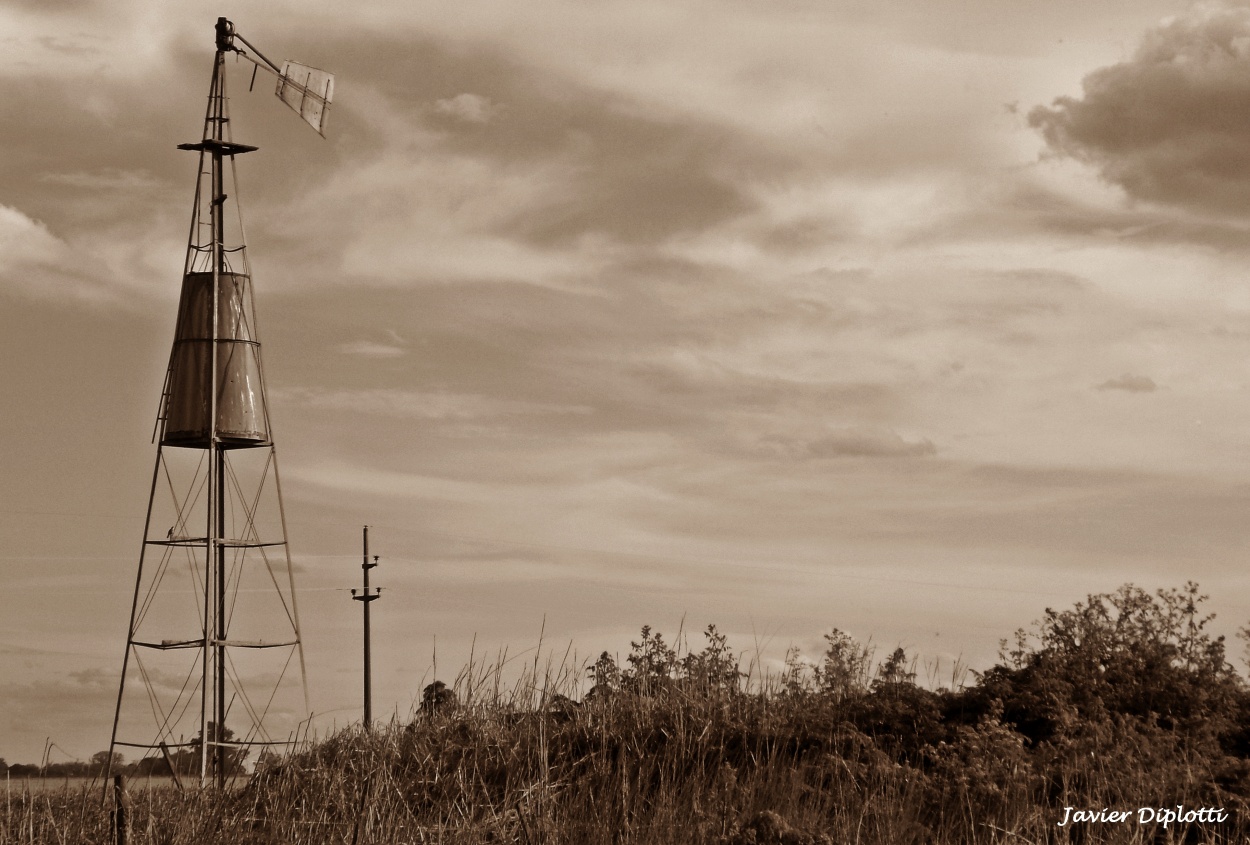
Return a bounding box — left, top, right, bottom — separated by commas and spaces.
162, 271, 269, 447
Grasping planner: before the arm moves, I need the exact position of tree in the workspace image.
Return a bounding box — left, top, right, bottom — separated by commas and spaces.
420, 681, 457, 715
625, 626, 677, 696
815, 628, 871, 701
159, 721, 250, 777
587, 651, 622, 699
90, 750, 124, 773
874, 646, 917, 690
254, 747, 283, 773
966, 583, 1243, 744
680, 625, 743, 696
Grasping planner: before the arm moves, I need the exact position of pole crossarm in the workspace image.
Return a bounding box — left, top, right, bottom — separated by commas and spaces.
114, 738, 299, 750
132, 639, 207, 651
177, 140, 258, 156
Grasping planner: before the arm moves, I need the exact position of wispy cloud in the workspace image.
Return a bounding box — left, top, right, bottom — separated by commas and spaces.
758, 428, 937, 459
1097, 374, 1157, 393
0, 204, 104, 301
277, 387, 592, 421
39, 168, 163, 191
433, 92, 497, 124
337, 340, 407, 358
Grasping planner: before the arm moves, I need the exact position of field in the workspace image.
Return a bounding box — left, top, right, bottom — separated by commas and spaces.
3, 583, 1249, 844
6, 777, 189, 795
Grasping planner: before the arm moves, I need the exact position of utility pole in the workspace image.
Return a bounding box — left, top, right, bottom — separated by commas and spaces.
351, 526, 381, 729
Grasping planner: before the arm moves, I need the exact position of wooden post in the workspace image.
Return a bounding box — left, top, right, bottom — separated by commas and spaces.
158, 742, 186, 793
112, 775, 131, 845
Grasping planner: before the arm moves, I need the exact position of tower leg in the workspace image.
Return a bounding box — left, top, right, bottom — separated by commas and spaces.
105, 447, 165, 799
216, 443, 227, 788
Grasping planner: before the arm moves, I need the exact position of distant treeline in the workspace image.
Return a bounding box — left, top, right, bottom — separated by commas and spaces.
2, 760, 107, 780
1, 723, 247, 781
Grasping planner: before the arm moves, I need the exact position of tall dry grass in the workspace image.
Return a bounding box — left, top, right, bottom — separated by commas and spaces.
7, 684, 1243, 844
6, 589, 1249, 844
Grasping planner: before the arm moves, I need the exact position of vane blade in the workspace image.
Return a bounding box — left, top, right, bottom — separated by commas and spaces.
275, 61, 335, 135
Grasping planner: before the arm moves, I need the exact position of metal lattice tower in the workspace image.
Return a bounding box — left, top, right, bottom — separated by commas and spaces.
107, 19, 329, 789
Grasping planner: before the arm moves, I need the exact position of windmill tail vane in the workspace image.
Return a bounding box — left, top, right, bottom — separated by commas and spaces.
218, 17, 335, 136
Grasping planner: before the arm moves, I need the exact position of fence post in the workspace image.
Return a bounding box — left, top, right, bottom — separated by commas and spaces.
112, 775, 131, 845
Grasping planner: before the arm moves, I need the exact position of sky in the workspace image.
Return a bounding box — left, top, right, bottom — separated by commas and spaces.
4, 0, 1250, 765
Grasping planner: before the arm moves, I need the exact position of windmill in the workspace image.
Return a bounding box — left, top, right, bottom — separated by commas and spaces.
106, 18, 333, 789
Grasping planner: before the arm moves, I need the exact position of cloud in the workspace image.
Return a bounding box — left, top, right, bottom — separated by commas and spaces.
434, 92, 496, 123
758, 428, 937, 459
0, 202, 182, 304
39, 168, 163, 191
893, 462, 1250, 565
277, 387, 592, 421
0, 204, 94, 299
9, 0, 89, 10
288, 31, 778, 260
1097, 373, 1158, 393
337, 340, 406, 358
0, 204, 72, 265
0, 667, 114, 751
1029, 3, 1250, 216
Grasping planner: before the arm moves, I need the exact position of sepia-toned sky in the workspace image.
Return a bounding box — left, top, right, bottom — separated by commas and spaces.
5, 0, 1250, 765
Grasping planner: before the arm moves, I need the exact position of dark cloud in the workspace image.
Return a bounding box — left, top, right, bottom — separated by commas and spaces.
36, 35, 101, 55
1, 668, 114, 747
0, 77, 187, 232
645, 456, 1250, 575
266, 268, 904, 460
7, 0, 88, 10
912, 464, 1250, 565
929, 174, 1250, 252
1030, 5, 1250, 216
937, 268, 1084, 333
1097, 373, 1157, 393
303, 32, 788, 248
755, 214, 855, 253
